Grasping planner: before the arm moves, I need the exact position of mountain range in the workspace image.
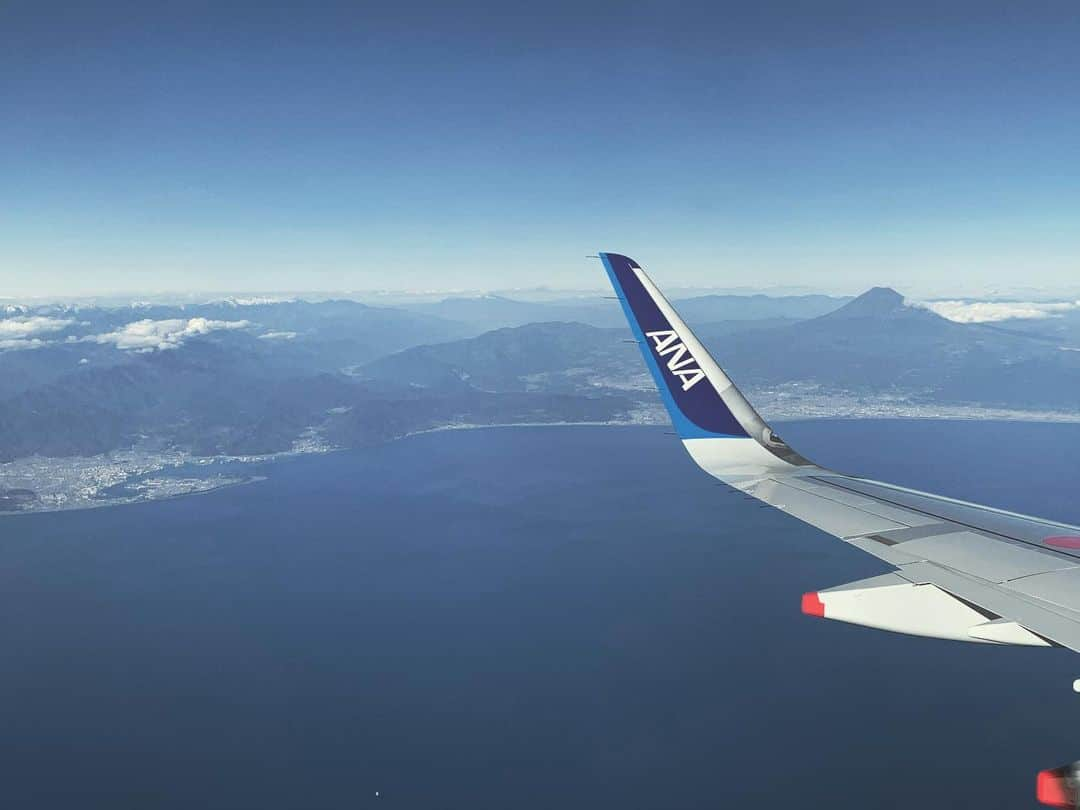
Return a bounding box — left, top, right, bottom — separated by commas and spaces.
2, 287, 1079, 465
398, 291, 852, 330
361, 287, 1080, 410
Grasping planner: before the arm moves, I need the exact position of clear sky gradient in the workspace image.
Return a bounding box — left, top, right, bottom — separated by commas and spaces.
3, 1, 1079, 296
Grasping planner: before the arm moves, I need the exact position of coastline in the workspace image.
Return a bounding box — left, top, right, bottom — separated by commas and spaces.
6, 404, 1080, 517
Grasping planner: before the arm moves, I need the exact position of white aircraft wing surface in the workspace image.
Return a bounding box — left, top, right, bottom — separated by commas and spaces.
600, 251, 1080, 655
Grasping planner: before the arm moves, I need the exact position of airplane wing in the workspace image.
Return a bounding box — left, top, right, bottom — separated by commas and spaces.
600, 251, 1080, 658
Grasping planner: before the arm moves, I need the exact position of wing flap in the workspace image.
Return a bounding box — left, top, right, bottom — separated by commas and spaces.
1006, 568, 1080, 614
897, 531, 1077, 583
896, 561, 1080, 652
845, 535, 929, 567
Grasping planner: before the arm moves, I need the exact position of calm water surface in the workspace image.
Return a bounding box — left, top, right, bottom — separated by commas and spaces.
1, 420, 1078, 808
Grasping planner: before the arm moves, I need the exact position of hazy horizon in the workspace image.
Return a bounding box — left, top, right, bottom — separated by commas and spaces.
5, 281, 1080, 312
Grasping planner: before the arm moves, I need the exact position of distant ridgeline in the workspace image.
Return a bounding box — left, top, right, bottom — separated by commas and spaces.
0, 289, 1079, 463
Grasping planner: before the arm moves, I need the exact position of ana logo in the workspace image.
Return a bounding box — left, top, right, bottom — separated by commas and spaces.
645, 330, 706, 391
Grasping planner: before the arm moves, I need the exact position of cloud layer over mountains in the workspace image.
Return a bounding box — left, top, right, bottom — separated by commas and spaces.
0, 316, 77, 350
916, 299, 1080, 323
85, 318, 252, 352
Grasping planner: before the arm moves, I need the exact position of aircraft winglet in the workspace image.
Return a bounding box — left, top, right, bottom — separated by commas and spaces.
599, 252, 810, 477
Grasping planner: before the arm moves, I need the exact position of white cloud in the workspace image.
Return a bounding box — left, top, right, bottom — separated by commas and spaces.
0, 338, 46, 351
0, 316, 75, 351
915, 300, 1080, 323
211, 296, 297, 307
258, 331, 298, 340
0, 315, 75, 338
87, 317, 251, 352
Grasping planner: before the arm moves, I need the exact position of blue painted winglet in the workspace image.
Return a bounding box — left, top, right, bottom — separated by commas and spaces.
599, 252, 748, 440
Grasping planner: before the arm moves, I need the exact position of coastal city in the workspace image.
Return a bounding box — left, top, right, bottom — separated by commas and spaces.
5, 385, 1078, 515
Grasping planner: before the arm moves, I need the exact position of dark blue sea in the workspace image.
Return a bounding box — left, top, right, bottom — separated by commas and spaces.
2, 420, 1079, 809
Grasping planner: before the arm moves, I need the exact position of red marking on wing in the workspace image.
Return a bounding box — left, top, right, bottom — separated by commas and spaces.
1037, 768, 1074, 807
801, 592, 826, 618
1044, 536, 1080, 550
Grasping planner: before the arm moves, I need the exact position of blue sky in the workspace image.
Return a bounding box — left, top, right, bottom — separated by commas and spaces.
3, 1, 1079, 296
